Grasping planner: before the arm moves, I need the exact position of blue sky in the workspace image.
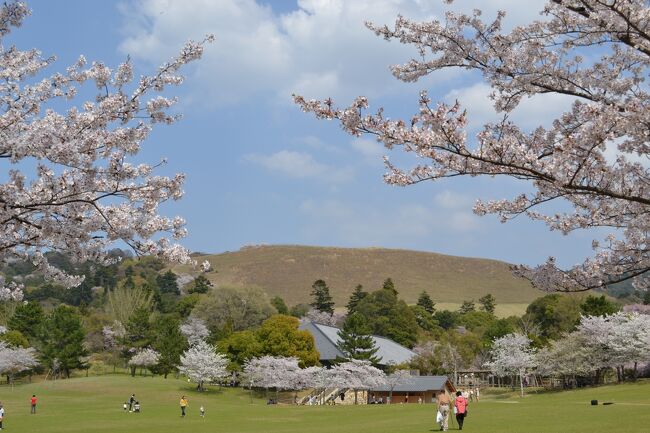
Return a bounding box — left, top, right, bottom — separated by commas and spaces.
16, 0, 604, 268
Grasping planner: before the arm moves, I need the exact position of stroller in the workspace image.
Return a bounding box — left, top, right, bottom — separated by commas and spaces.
133, 401, 141, 413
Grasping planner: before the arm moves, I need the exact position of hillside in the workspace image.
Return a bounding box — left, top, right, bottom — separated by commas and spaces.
174, 245, 541, 310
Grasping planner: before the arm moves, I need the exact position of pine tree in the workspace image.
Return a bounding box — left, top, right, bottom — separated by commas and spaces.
416, 291, 435, 314
459, 300, 476, 314
188, 275, 212, 294
382, 278, 398, 295
8, 302, 44, 344
346, 284, 368, 315
478, 294, 496, 315
336, 312, 380, 364
270, 296, 289, 314
152, 315, 186, 378
156, 270, 179, 295
41, 306, 88, 378
310, 279, 335, 314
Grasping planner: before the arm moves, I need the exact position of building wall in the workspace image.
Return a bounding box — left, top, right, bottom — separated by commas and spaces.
371, 391, 437, 404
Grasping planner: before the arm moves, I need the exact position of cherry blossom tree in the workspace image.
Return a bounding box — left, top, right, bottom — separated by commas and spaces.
485, 333, 536, 397
178, 340, 228, 391
127, 347, 160, 377
332, 359, 386, 404
0, 1, 213, 300
535, 332, 600, 387
0, 341, 38, 385
180, 317, 209, 346
295, 0, 650, 293
384, 369, 414, 403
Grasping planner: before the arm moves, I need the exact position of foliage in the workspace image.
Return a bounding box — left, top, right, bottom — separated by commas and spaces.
8, 301, 44, 343
354, 287, 419, 348
416, 291, 435, 314
125, 307, 153, 350
485, 333, 537, 396
175, 293, 200, 318
270, 296, 289, 315
0, 330, 29, 348
310, 279, 335, 314
524, 294, 582, 341
192, 286, 274, 333
336, 312, 380, 364
187, 275, 212, 294
580, 295, 620, 317
478, 294, 497, 315
346, 284, 368, 315
409, 305, 439, 332
0, 341, 38, 383
295, 0, 650, 293
41, 305, 88, 377
152, 315, 186, 378
458, 300, 476, 314
0, 3, 212, 301
179, 317, 209, 346
156, 271, 180, 296
128, 348, 160, 374
289, 303, 310, 318
256, 315, 319, 367
382, 278, 397, 295
217, 330, 263, 369
107, 283, 153, 325
433, 310, 459, 330
178, 340, 228, 391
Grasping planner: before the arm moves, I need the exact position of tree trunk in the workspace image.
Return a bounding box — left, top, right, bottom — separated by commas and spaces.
519, 371, 524, 398
389, 389, 393, 404
633, 362, 638, 380
354, 389, 358, 405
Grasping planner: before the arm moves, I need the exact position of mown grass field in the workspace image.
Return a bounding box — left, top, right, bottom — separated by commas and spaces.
1, 375, 649, 433
173, 245, 541, 307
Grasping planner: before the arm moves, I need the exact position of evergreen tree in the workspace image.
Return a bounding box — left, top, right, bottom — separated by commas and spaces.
346, 284, 368, 315
188, 275, 212, 294
355, 289, 419, 348
41, 305, 88, 378
270, 296, 289, 315
478, 294, 497, 315
382, 278, 398, 295
459, 300, 476, 314
156, 270, 179, 295
152, 315, 186, 378
310, 279, 335, 314
336, 312, 380, 364
579, 295, 619, 317
8, 302, 44, 344
125, 307, 153, 349
642, 291, 650, 306
416, 291, 436, 314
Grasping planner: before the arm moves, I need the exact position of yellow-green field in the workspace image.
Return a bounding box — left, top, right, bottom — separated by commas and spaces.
2, 375, 649, 433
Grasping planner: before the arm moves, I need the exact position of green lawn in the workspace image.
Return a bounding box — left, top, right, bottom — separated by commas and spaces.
0, 375, 649, 433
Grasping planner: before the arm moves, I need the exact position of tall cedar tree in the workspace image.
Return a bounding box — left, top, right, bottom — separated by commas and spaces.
336, 312, 380, 364
478, 294, 497, 315
382, 278, 398, 295
355, 288, 419, 348
346, 284, 368, 315
270, 296, 289, 315
41, 305, 88, 378
125, 307, 153, 349
8, 302, 44, 344
156, 270, 180, 295
152, 315, 186, 378
310, 279, 335, 314
416, 291, 436, 314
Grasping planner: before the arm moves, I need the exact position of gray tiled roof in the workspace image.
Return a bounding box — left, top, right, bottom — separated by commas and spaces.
299, 321, 416, 365
371, 376, 451, 392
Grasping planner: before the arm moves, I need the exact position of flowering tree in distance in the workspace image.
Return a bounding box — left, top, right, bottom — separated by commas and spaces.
485, 333, 536, 397
295, 0, 650, 292
180, 317, 210, 346
127, 348, 160, 377
0, 341, 39, 385
0, 1, 212, 300
178, 340, 228, 391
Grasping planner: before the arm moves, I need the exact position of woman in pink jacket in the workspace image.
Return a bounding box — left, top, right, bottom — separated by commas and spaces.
454, 391, 468, 430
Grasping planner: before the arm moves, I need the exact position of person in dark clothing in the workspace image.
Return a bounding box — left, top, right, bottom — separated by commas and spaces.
454, 391, 468, 430
128, 394, 136, 412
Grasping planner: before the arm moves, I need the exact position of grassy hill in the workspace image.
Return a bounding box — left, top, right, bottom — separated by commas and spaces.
173, 245, 541, 313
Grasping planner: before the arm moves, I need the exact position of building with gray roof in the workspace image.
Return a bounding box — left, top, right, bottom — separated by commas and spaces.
299, 321, 416, 366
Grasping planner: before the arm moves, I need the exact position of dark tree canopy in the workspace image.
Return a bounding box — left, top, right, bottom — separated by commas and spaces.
478, 294, 497, 315
310, 279, 335, 314
337, 312, 380, 364
416, 290, 436, 314
346, 284, 368, 315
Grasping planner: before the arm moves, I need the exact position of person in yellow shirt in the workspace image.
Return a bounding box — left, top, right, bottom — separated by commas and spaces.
180, 396, 188, 417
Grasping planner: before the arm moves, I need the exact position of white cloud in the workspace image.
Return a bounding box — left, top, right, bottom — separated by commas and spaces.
244, 150, 353, 183
351, 137, 385, 163
434, 189, 475, 210
445, 83, 575, 132
119, 0, 548, 106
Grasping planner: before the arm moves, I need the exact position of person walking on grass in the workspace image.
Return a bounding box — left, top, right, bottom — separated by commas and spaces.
454, 391, 468, 431
30, 395, 37, 414
180, 396, 188, 417
129, 394, 136, 412
0, 403, 5, 430
436, 391, 451, 432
